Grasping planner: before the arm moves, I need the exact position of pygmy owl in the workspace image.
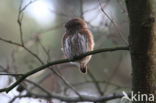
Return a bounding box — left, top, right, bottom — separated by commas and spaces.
62, 18, 94, 73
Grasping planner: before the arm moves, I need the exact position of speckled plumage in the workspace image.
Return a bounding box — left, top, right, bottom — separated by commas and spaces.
62, 18, 94, 73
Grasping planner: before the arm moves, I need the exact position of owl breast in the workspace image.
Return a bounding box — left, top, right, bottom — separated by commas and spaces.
64, 33, 88, 59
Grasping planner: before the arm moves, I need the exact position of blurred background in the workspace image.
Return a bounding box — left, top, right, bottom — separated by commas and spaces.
0, 0, 132, 103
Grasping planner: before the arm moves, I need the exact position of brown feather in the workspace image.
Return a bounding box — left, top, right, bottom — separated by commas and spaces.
62, 18, 94, 73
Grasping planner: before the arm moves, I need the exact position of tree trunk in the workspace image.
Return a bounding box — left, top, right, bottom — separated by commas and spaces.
125, 0, 156, 103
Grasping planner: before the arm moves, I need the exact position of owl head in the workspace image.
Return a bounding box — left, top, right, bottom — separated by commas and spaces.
65, 18, 88, 34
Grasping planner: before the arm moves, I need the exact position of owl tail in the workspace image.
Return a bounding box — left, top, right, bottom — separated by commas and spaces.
80, 64, 87, 73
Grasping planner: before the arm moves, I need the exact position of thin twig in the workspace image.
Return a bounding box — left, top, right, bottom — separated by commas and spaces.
25, 79, 51, 96
72, 80, 126, 89
38, 40, 50, 62
9, 79, 51, 103
17, 0, 38, 45
0, 37, 21, 46
30, 72, 51, 90
0, 73, 23, 76
103, 55, 123, 95
98, 0, 128, 45
88, 70, 103, 95
0, 66, 52, 102
20, 0, 38, 13
23, 46, 44, 64
80, 0, 84, 19
116, 0, 127, 14
64, 80, 128, 92
17, 0, 24, 45
0, 36, 44, 65
50, 68, 82, 98
0, 64, 7, 72
83, 5, 99, 14
9, 92, 130, 102
49, 9, 69, 18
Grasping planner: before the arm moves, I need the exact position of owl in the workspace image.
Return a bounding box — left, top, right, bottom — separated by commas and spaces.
62, 18, 94, 73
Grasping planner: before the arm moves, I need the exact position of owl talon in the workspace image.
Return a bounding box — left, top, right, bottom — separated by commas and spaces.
80, 64, 87, 73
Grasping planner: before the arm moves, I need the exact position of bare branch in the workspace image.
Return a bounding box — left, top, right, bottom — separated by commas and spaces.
98, 0, 128, 45
17, 0, 24, 45
71, 80, 126, 89
83, 5, 99, 14
9, 92, 128, 102
0, 37, 21, 46
0, 73, 23, 76
49, 9, 69, 18
0, 66, 52, 101
17, 0, 38, 45
80, 0, 84, 19
25, 79, 51, 96
23, 46, 44, 64
88, 70, 103, 95
50, 68, 82, 98
0, 36, 44, 65
9, 79, 51, 103
30, 72, 51, 90
0, 46, 129, 93
103, 56, 122, 95
20, 0, 38, 13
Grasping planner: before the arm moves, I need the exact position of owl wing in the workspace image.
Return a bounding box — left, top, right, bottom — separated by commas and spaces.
62, 33, 70, 58
62, 32, 88, 59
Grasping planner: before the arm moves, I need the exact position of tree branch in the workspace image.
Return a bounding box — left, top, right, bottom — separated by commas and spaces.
0, 37, 21, 46
0, 46, 129, 93
0, 36, 44, 64
0, 73, 23, 76
98, 0, 128, 45
88, 70, 103, 95
49, 68, 82, 98
17, 0, 38, 45
9, 92, 128, 102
